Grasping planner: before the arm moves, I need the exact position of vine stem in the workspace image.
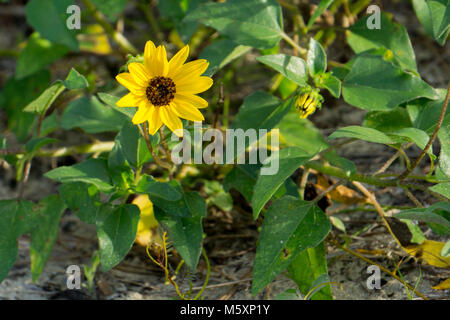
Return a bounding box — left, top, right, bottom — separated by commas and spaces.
331, 239, 428, 300
397, 83, 450, 181
280, 32, 307, 58
139, 123, 172, 170
352, 181, 402, 248
82, 0, 137, 55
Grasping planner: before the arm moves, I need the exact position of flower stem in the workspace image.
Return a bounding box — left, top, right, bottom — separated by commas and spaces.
397, 83, 450, 181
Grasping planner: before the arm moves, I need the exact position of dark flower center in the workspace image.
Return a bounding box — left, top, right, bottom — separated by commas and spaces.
146, 76, 176, 106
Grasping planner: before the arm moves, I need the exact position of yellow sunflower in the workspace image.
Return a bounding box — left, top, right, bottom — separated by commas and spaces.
115, 40, 213, 137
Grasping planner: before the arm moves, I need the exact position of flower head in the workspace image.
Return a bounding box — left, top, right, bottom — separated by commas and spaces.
295, 86, 323, 119
116, 41, 213, 137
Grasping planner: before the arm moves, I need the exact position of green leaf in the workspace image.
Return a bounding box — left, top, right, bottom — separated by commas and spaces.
184, 0, 283, 49
278, 77, 298, 99
257, 54, 307, 86
15, 33, 70, 79
135, 175, 183, 202
45, 158, 114, 193
363, 107, 413, 133
23, 81, 65, 114
442, 241, 450, 257
437, 125, 450, 178
96, 204, 140, 272
318, 73, 341, 98
252, 196, 331, 294
232, 91, 291, 131
0, 200, 35, 283
389, 128, 434, 157
307, 0, 334, 28
324, 150, 356, 177
109, 121, 150, 169
59, 182, 100, 224
407, 89, 450, 134
307, 38, 327, 76
154, 192, 206, 270
430, 183, 450, 200
252, 147, 313, 218
278, 109, 329, 155
30, 195, 66, 281
61, 96, 126, 133
90, 0, 127, 22
412, 0, 450, 45
223, 164, 259, 203
200, 39, 252, 76
204, 180, 233, 212
287, 242, 332, 300
63, 68, 89, 90
40, 111, 60, 136
97, 92, 137, 119
158, 0, 208, 42
25, 137, 58, 154
25, 0, 78, 50
395, 202, 450, 236
347, 13, 417, 71
329, 126, 394, 145
342, 54, 437, 111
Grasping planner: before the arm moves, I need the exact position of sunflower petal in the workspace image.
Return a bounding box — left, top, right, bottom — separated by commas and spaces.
147, 107, 163, 135
176, 76, 213, 94
116, 93, 143, 107
132, 102, 153, 124
171, 101, 204, 122
175, 93, 208, 109
172, 59, 209, 83
144, 40, 156, 70
160, 106, 183, 136
168, 45, 189, 76
128, 63, 151, 86
154, 45, 169, 76
116, 73, 142, 93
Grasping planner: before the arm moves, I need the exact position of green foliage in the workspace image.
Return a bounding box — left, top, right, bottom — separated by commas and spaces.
307, 0, 334, 28
412, 0, 450, 45
0, 200, 35, 283
90, 0, 127, 22
59, 182, 100, 224
185, 0, 284, 49
200, 39, 252, 76
287, 242, 332, 300
395, 203, 450, 236
154, 192, 206, 271
257, 54, 308, 86
16, 33, 70, 79
25, 0, 78, 50
61, 96, 126, 133
45, 158, 115, 193
329, 126, 394, 145
252, 196, 331, 294
30, 195, 66, 281
347, 13, 417, 71
252, 147, 312, 218
96, 204, 140, 271
342, 54, 437, 111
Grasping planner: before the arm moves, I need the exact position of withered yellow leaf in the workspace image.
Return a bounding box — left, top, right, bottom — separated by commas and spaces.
132, 194, 162, 248
403, 240, 450, 268
316, 174, 367, 205
432, 278, 450, 290
77, 24, 112, 55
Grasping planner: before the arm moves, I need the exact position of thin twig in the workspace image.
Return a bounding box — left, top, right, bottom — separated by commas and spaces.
213, 83, 224, 129
352, 181, 402, 247
139, 123, 172, 170
374, 142, 414, 176
312, 179, 344, 204
331, 239, 428, 300
402, 187, 424, 208
398, 83, 450, 181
